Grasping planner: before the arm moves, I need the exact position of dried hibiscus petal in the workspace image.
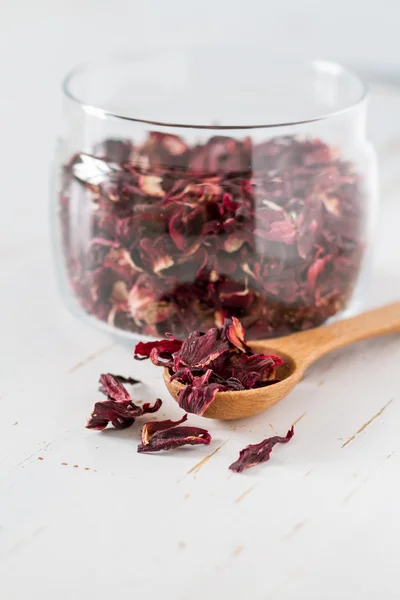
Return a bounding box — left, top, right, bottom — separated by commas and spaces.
225, 316, 252, 353
138, 414, 211, 453
140, 414, 188, 444
86, 373, 162, 430
177, 370, 228, 416
229, 427, 295, 473
174, 328, 231, 370
134, 335, 183, 362
98, 373, 132, 402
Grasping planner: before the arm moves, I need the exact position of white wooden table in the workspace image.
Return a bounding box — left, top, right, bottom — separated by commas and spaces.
1, 85, 400, 600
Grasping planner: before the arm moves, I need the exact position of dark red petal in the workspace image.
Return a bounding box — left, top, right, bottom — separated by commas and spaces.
174, 327, 230, 369
98, 373, 132, 403
134, 337, 183, 361
87, 375, 162, 431
229, 427, 295, 473
140, 414, 188, 445
137, 425, 211, 453
86, 400, 140, 431
225, 316, 251, 353
141, 398, 163, 415
177, 370, 226, 416
213, 352, 282, 387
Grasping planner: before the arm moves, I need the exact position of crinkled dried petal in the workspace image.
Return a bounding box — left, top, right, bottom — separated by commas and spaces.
213, 352, 282, 387
141, 398, 163, 414
134, 337, 183, 361
229, 427, 295, 473
86, 374, 162, 430
140, 414, 188, 445
225, 316, 251, 353
86, 400, 138, 430
98, 373, 132, 402
138, 425, 211, 453
174, 328, 230, 370
177, 370, 227, 416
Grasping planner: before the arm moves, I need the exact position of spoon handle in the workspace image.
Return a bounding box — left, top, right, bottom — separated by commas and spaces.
280, 301, 400, 368
251, 301, 400, 369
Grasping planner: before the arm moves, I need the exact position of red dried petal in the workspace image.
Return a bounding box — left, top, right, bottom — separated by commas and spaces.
177, 370, 227, 416
140, 414, 188, 445
134, 337, 183, 361
85, 400, 138, 430
225, 316, 251, 353
98, 373, 131, 403
141, 398, 163, 414
229, 427, 295, 473
86, 374, 162, 430
138, 425, 211, 453
215, 352, 282, 387
174, 328, 230, 370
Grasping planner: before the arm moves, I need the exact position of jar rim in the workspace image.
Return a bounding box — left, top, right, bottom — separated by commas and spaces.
62, 51, 369, 130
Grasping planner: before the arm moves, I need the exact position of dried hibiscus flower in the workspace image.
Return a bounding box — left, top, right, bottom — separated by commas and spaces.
60, 132, 365, 342
229, 427, 295, 473
86, 373, 161, 430
134, 334, 183, 366
135, 317, 283, 415
137, 414, 211, 453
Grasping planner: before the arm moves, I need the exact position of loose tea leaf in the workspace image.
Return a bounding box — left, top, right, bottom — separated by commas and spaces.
138, 414, 211, 453
229, 427, 295, 473
86, 373, 162, 430
60, 133, 364, 341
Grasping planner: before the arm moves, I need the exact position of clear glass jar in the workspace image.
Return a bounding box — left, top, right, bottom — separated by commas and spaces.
52, 49, 378, 341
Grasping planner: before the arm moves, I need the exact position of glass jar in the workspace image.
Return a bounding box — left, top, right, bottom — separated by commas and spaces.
52, 49, 378, 341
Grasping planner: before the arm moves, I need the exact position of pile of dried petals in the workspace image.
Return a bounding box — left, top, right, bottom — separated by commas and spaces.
134, 316, 283, 415
86, 375, 211, 452
60, 133, 364, 341
85, 318, 295, 471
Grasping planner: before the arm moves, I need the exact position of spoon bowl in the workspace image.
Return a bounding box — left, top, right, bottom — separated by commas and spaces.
164, 350, 299, 420
163, 301, 400, 420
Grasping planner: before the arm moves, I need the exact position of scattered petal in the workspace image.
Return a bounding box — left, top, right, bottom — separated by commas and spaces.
86, 374, 162, 430
138, 420, 211, 453
229, 427, 295, 473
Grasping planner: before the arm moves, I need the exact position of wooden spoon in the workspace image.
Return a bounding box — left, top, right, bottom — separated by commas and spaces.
164, 301, 400, 420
